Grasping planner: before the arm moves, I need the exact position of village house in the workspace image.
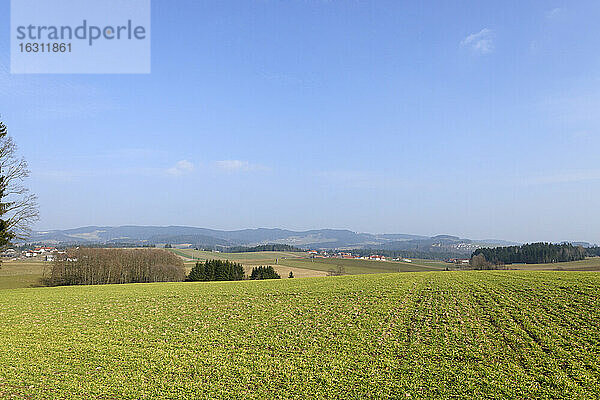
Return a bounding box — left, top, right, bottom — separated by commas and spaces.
34, 247, 57, 254
1, 249, 17, 258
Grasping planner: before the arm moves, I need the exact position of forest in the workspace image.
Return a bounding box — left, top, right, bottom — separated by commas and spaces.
472, 243, 587, 265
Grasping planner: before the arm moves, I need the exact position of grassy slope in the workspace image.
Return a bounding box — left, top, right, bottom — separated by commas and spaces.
0, 271, 599, 399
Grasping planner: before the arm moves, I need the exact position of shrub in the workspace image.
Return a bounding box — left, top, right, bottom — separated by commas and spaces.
250, 266, 281, 280
327, 266, 345, 276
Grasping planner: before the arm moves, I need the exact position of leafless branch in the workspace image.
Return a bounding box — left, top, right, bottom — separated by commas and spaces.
0, 120, 39, 246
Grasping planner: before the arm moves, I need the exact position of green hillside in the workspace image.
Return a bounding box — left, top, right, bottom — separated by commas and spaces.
0, 272, 599, 399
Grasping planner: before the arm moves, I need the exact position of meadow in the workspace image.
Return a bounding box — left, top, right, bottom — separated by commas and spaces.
0, 271, 599, 399
0, 260, 45, 290
170, 249, 307, 263
277, 257, 444, 274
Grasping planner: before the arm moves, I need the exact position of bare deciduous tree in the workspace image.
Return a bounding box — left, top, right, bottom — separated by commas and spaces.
327, 265, 345, 276
470, 254, 492, 270
0, 119, 39, 250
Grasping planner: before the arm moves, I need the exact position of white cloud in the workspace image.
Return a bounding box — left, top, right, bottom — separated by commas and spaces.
216, 160, 248, 171
215, 160, 267, 172
529, 40, 538, 53
461, 28, 495, 54
166, 160, 194, 176
546, 7, 563, 19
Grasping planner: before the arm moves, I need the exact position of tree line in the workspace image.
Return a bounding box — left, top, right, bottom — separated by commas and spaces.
46, 248, 185, 286
471, 243, 586, 265
223, 244, 302, 253
586, 247, 600, 257
46, 250, 290, 286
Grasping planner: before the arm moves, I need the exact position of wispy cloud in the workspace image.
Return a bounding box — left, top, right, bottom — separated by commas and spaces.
215, 160, 267, 172
523, 170, 600, 186
461, 28, 495, 54
166, 160, 194, 176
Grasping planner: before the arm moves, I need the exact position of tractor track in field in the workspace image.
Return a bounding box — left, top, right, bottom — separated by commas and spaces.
471, 279, 585, 395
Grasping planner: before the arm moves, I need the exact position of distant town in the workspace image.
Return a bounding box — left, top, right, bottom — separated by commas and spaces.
2, 246, 65, 262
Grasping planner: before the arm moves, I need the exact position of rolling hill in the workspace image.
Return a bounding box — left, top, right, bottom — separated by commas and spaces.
30, 226, 523, 254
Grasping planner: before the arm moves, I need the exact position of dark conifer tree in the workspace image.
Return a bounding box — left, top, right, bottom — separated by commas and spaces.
187, 259, 245, 282
187, 261, 205, 281
250, 266, 281, 280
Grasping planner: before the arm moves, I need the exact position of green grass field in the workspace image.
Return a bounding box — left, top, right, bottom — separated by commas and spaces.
1, 271, 599, 399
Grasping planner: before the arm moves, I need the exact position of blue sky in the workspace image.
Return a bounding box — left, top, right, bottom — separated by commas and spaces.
1, 0, 600, 243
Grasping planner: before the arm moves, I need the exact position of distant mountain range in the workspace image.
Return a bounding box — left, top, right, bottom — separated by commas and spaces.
29, 226, 524, 254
